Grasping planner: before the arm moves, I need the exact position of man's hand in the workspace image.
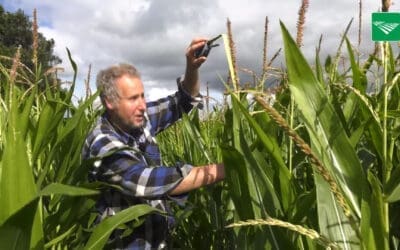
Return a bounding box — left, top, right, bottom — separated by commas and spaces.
168, 163, 225, 195
186, 37, 208, 70
182, 37, 209, 97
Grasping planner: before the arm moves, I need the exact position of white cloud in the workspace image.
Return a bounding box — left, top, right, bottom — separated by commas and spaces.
145, 86, 175, 102
2, 0, 400, 101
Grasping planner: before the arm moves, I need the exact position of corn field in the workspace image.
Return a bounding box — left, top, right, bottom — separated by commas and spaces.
1, 3, 400, 250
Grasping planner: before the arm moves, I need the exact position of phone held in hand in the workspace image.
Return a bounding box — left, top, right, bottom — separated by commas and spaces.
195, 34, 222, 58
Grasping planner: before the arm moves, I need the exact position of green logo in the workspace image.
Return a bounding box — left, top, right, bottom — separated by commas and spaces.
372, 12, 400, 41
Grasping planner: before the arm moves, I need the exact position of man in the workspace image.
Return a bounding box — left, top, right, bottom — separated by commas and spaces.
82, 37, 225, 249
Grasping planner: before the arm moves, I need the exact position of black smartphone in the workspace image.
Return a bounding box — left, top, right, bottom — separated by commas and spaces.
194, 34, 222, 58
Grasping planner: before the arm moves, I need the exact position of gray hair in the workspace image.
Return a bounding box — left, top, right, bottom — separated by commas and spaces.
96, 63, 141, 105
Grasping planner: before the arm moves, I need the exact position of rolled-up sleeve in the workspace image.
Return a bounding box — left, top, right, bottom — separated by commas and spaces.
176, 76, 204, 113
101, 152, 193, 199
89, 132, 193, 199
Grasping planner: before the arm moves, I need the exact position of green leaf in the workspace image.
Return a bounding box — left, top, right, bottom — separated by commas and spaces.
384, 166, 400, 203
345, 38, 367, 92
314, 35, 325, 85
0, 199, 43, 250
55, 91, 99, 146
44, 224, 77, 249
360, 172, 389, 250
66, 47, 77, 94
314, 171, 358, 249
38, 183, 99, 197
289, 189, 316, 223
85, 204, 161, 249
343, 38, 383, 161
231, 95, 292, 209
386, 186, 400, 203
386, 110, 400, 118
0, 89, 37, 225
181, 112, 213, 163
19, 87, 37, 138
221, 145, 254, 220
32, 98, 65, 160
280, 20, 366, 218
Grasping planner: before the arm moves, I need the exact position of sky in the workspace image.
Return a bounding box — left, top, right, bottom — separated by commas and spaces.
1, 0, 398, 104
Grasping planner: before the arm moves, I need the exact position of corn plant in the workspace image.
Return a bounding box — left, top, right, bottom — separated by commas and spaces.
0, 49, 158, 249
157, 20, 400, 249
158, 108, 238, 249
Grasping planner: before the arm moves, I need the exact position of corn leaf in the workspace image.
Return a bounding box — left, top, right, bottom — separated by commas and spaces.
314, 171, 359, 249
0, 87, 37, 225
384, 166, 400, 203
85, 204, 161, 249
236, 97, 290, 184
360, 172, 389, 250
344, 38, 383, 160
280, 20, 366, 246
39, 183, 99, 196
280, 20, 365, 215
231, 95, 292, 213
0, 83, 43, 249
221, 145, 255, 220
0, 199, 41, 250
32, 97, 66, 160
181, 112, 213, 164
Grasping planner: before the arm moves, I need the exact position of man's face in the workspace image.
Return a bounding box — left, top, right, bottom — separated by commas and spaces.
106, 75, 147, 131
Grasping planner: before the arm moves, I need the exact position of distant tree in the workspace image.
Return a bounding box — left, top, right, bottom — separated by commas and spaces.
0, 5, 61, 79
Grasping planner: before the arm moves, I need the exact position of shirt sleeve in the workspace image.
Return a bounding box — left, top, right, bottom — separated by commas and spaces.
90, 133, 193, 199
145, 77, 203, 135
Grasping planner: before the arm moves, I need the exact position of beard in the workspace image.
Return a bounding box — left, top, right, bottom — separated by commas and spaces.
107, 111, 147, 134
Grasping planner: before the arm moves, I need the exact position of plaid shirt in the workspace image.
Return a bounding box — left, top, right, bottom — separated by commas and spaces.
82, 78, 202, 249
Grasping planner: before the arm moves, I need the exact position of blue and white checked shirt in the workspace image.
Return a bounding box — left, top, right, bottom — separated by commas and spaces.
82, 78, 202, 249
